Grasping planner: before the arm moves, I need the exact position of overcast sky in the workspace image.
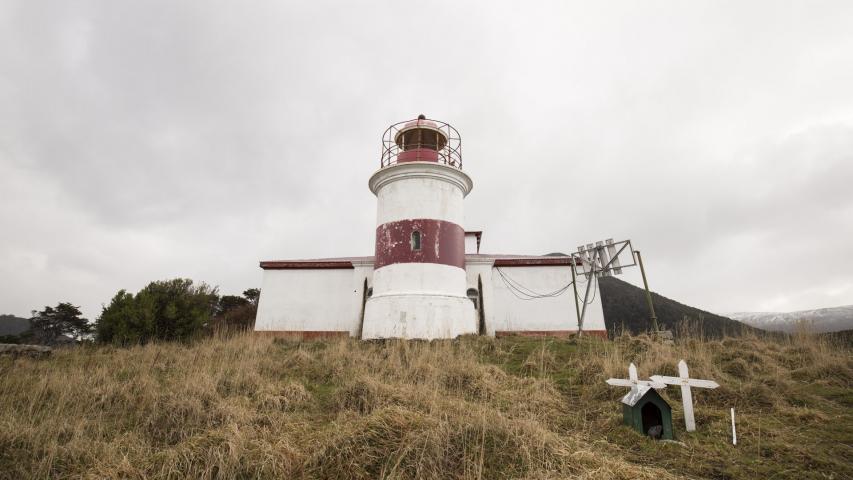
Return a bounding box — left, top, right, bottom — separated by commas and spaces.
1, 1, 852, 321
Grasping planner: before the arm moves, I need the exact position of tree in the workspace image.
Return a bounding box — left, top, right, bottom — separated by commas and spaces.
96, 279, 218, 345
209, 289, 260, 334
243, 288, 260, 306
30, 303, 91, 344
217, 295, 249, 316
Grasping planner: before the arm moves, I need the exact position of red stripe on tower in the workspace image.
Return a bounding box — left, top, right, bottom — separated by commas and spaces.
374, 219, 465, 269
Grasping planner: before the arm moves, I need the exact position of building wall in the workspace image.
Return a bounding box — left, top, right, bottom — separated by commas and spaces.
373, 171, 467, 226
255, 260, 607, 338
465, 260, 497, 334
255, 266, 372, 336
485, 265, 607, 336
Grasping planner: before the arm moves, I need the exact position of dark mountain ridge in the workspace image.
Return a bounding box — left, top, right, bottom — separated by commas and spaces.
597, 276, 759, 338
0, 314, 30, 337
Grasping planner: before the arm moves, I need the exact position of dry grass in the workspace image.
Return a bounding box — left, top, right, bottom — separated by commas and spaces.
0, 329, 850, 479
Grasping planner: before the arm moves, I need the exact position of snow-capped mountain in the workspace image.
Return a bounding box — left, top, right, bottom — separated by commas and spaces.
728, 305, 853, 333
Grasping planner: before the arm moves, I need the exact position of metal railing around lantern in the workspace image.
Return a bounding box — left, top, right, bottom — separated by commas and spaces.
380, 117, 462, 169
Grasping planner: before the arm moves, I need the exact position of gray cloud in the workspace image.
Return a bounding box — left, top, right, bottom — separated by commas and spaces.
1, 1, 852, 320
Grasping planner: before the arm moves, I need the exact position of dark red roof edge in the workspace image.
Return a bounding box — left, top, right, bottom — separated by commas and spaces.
493, 257, 579, 267
260, 260, 354, 270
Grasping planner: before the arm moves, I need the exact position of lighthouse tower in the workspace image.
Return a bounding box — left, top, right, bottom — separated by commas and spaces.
361, 115, 476, 339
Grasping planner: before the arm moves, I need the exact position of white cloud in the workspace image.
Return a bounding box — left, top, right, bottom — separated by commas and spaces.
1, 0, 852, 319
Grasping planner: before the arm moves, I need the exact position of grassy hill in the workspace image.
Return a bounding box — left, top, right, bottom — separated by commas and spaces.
0, 331, 850, 479
599, 276, 760, 337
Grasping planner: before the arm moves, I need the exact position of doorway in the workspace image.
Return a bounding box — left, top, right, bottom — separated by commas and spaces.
641, 402, 663, 436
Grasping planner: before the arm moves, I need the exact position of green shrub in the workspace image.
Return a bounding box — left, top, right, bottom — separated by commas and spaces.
95, 279, 218, 345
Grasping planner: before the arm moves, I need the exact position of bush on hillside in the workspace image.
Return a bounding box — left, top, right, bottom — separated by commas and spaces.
95, 279, 218, 345
207, 289, 259, 334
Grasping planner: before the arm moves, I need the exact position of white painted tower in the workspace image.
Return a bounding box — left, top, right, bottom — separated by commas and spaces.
361, 116, 477, 339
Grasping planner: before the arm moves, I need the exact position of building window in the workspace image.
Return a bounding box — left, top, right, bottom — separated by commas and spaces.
411, 231, 421, 250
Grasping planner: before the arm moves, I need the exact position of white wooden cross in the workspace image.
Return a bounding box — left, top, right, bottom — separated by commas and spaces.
651, 359, 719, 432
606, 363, 666, 392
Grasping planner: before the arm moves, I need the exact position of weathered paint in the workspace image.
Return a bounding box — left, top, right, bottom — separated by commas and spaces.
374, 219, 465, 269
370, 163, 472, 225
361, 293, 477, 340
372, 262, 467, 297
397, 148, 439, 163
362, 160, 474, 340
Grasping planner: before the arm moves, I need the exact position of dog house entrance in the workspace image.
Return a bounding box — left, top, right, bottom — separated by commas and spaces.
641, 402, 663, 436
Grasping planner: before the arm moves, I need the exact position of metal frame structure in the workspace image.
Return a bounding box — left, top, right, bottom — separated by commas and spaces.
571, 238, 645, 336
380, 117, 463, 169
575, 239, 637, 277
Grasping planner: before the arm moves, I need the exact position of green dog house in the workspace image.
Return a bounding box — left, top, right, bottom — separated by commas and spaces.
621, 386, 674, 440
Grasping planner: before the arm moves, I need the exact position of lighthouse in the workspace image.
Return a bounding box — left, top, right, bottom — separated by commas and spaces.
360, 115, 477, 339
254, 115, 610, 340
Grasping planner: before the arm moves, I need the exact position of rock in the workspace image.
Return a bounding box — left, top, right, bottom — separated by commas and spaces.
647, 425, 663, 439
0, 343, 52, 357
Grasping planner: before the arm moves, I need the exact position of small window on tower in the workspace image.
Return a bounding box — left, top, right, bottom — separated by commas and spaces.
411, 231, 422, 251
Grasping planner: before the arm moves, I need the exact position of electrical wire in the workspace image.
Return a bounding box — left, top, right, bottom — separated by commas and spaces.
495, 267, 574, 301
571, 270, 596, 306
493, 262, 598, 307
496, 268, 570, 299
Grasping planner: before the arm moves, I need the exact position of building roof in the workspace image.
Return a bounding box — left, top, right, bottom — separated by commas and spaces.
260, 254, 580, 270
621, 386, 652, 406
621, 385, 669, 407
259, 257, 372, 269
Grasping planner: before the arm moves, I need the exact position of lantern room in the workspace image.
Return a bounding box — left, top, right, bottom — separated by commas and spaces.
381, 114, 462, 168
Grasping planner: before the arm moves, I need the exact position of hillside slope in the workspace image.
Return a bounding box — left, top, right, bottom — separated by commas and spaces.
598, 276, 759, 337
730, 305, 853, 333
0, 315, 30, 337
0, 332, 850, 479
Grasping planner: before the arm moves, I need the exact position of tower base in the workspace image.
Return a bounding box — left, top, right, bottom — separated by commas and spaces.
361, 294, 476, 340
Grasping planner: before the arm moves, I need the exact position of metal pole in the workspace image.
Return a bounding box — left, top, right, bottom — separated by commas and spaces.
578, 249, 597, 337
634, 250, 659, 332
570, 258, 581, 334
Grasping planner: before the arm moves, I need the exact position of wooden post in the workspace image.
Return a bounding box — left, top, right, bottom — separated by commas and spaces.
678, 360, 697, 431
634, 250, 659, 332
651, 359, 719, 432
606, 363, 666, 391
731, 408, 737, 445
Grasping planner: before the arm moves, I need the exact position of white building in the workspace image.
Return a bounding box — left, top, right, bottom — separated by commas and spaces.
255, 116, 607, 340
